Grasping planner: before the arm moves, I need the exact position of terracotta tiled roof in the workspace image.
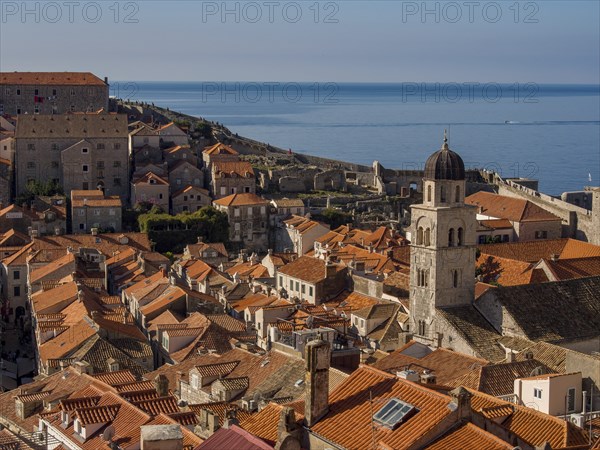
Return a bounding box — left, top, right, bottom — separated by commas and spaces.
212, 160, 254, 178
132, 395, 180, 416
205, 314, 247, 334
185, 241, 228, 258
373, 342, 489, 386
171, 184, 209, 198
71, 194, 122, 208
216, 376, 249, 391
203, 142, 239, 155
75, 403, 120, 425
466, 191, 561, 222
92, 370, 137, 386
447, 359, 553, 396
542, 256, 600, 280
479, 238, 600, 263
469, 388, 589, 448
213, 193, 268, 207
240, 402, 295, 445
424, 422, 513, 449
308, 366, 454, 450
115, 380, 156, 393
1, 72, 106, 85
167, 411, 198, 426
194, 361, 239, 377
277, 256, 345, 283
226, 261, 270, 279
133, 171, 169, 186
15, 391, 51, 403
476, 253, 534, 286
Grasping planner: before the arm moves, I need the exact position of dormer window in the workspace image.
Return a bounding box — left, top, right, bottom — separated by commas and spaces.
74, 418, 82, 435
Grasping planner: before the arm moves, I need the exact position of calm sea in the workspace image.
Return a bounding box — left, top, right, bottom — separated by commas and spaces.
119, 82, 600, 196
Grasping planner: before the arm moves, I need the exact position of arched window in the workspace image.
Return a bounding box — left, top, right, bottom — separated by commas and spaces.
427, 185, 432, 202
457, 227, 464, 246
419, 320, 426, 336
424, 228, 431, 246
424, 270, 429, 287
448, 228, 455, 247
440, 186, 446, 203
455, 185, 461, 203
417, 227, 424, 245
453, 270, 459, 288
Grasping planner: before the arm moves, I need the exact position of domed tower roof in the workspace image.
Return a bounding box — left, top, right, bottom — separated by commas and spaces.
424, 130, 465, 181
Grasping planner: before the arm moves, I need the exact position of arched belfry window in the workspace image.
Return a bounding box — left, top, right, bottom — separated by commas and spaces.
417, 227, 424, 245
453, 270, 459, 288
424, 228, 431, 246
448, 228, 455, 247
455, 185, 461, 203
457, 228, 464, 246
427, 185, 432, 202
440, 186, 446, 203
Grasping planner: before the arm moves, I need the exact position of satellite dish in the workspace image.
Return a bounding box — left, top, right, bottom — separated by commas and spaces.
102, 425, 115, 442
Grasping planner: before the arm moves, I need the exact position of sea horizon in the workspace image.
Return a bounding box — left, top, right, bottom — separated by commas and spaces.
121, 81, 600, 196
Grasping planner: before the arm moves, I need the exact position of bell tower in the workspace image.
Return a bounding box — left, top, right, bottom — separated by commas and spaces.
409, 131, 477, 341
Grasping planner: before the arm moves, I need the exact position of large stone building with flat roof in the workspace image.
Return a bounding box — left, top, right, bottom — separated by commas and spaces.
14, 114, 129, 198
0, 72, 109, 115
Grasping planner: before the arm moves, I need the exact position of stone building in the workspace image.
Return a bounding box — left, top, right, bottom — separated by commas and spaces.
0, 72, 109, 115
14, 114, 129, 198
210, 161, 255, 199
213, 193, 269, 252
202, 142, 239, 167
71, 189, 123, 233
409, 133, 477, 342
131, 172, 170, 211
168, 161, 204, 190
164, 145, 198, 168
466, 191, 562, 243
171, 185, 211, 214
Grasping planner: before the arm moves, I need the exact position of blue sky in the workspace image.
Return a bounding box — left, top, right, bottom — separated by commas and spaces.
1, 1, 599, 82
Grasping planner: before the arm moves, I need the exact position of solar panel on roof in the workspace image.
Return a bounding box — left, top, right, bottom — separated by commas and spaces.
372, 398, 417, 430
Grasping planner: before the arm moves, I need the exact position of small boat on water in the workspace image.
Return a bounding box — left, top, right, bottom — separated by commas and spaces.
504, 120, 520, 124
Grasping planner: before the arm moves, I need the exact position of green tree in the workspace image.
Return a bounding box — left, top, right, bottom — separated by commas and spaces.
317, 208, 352, 229
138, 206, 229, 253
15, 180, 64, 206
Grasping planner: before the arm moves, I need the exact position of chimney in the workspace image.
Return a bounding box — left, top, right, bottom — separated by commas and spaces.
276, 407, 301, 448
154, 374, 169, 397
104, 76, 109, 85
223, 409, 239, 429
550, 253, 559, 262
304, 335, 331, 427
197, 236, 204, 244
324, 258, 337, 279
140, 425, 183, 450
449, 387, 472, 421
506, 349, 515, 362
